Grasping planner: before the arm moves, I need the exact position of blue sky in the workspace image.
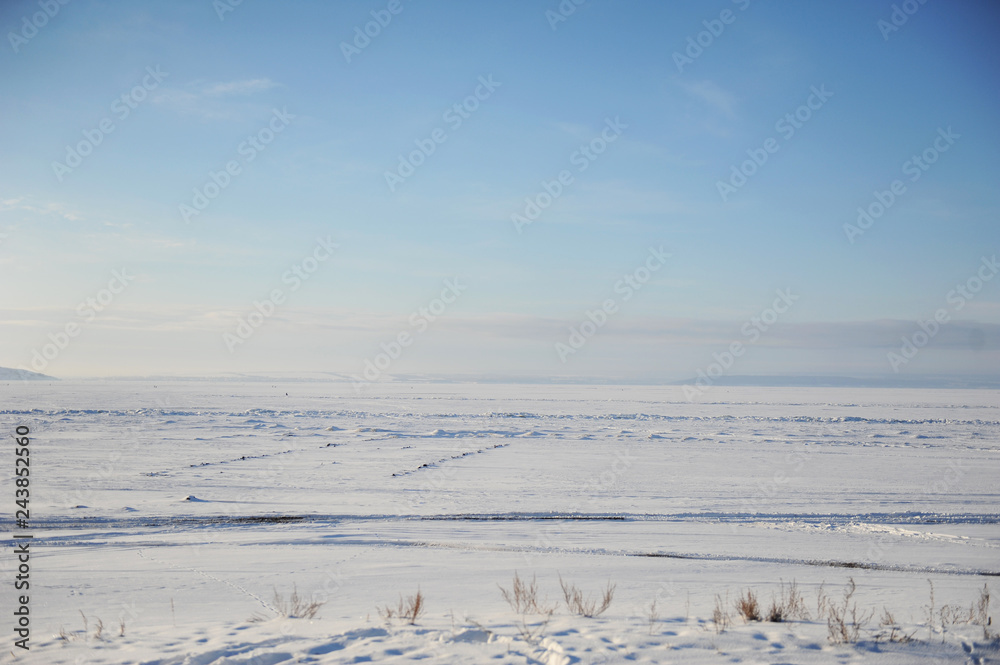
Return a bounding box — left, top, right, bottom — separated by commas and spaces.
1, 0, 998, 382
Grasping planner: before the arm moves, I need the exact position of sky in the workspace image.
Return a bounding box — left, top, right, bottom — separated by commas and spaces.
1, 0, 998, 383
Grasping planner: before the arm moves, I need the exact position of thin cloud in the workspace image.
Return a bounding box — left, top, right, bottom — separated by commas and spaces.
0, 198, 83, 222
677, 79, 738, 119
152, 78, 281, 119
203, 78, 279, 96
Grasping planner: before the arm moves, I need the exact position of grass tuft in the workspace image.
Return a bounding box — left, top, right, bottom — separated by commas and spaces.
499, 572, 554, 616
766, 580, 809, 623
378, 589, 425, 625
874, 607, 915, 643
499, 572, 555, 645
826, 577, 872, 644
646, 599, 659, 635
975, 583, 998, 642
735, 589, 761, 622
712, 592, 731, 634
251, 585, 324, 622
559, 575, 615, 618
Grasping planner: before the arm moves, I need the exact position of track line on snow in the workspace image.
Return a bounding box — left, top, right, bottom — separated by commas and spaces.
392, 442, 510, 477
11, 510, 1000, 532
352, 538, 1000, 578
136, 548, 277, 614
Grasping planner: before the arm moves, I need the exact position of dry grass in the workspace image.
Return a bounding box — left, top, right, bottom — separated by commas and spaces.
975, 584, 997, 641
378, 589, 425, 625
510, 611, 552, 644
937, 583, 997, 642
815, 582, 829, 621
826, 578, 873, 644
274, 585, 324, 619
734, 589, 761, 622
766, 580, 810, 623
939, 601, 974, 642
712, 579, 992, 645
499, 572, 554, 615
646, 600, 659, 635
719, 581, 811, 625
59, 612, 113, 642
559, 575, 615, 618
251, 585, 325, 622
765, 599, 783, 622
924, 579, 936, 640
712, 592, 731, 634
499, 573, 555, 644
874, 608, 915, 644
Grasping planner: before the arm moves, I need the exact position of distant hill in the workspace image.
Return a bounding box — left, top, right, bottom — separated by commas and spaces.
670, 374, 1000, 390
0, 366, 57, 381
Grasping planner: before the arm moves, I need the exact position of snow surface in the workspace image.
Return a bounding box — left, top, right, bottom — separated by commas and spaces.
2, 381, 998, 664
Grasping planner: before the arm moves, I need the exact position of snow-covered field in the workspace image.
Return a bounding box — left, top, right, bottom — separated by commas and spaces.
2, 381, 998, 664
